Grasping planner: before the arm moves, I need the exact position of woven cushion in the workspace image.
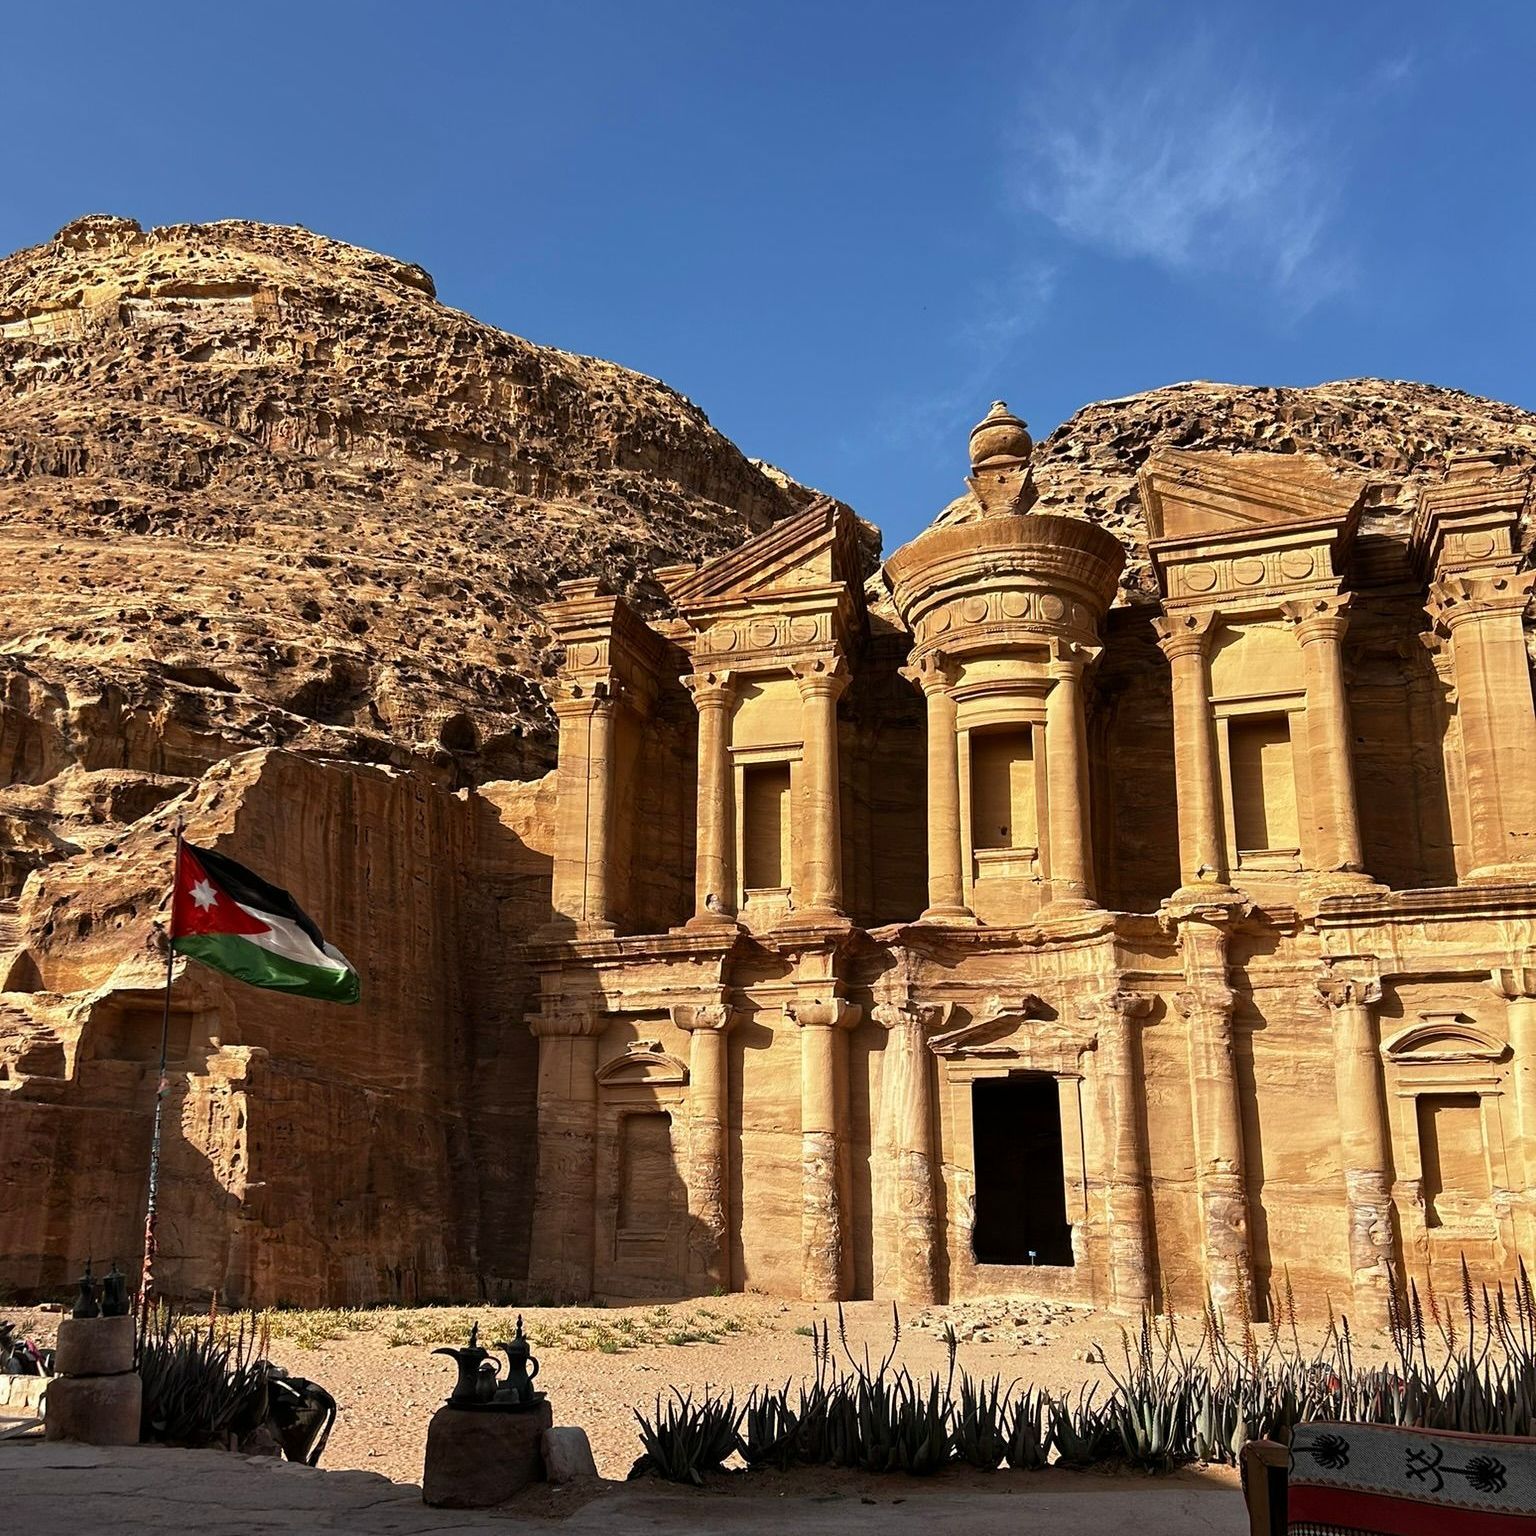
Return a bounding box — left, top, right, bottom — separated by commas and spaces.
1288, 1421, 1536, 1534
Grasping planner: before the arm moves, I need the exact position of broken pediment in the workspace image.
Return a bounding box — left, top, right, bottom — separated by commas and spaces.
1140, 450, 1367, 544
659, 498, 867, 612
928, 995, 1051, 1057
595, 1039, 690, 1087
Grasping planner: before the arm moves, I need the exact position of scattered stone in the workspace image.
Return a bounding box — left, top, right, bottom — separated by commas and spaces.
541, 1425, 598, 1483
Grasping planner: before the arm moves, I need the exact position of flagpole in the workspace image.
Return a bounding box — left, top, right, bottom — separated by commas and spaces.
138, 819, 183, 1332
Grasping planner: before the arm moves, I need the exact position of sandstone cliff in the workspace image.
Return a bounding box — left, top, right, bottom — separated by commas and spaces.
4, 211, 1536, 1306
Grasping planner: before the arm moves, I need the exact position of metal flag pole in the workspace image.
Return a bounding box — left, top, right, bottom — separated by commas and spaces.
137, 819, 184, 1332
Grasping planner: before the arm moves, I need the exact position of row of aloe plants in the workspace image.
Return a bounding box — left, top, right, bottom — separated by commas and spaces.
631, 1259, 1536, 1483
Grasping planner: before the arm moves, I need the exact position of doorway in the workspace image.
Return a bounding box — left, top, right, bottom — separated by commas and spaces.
971, 1075, 1073, 1266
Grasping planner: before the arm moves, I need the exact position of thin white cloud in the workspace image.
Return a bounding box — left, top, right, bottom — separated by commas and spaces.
1013, 23, 1350, 311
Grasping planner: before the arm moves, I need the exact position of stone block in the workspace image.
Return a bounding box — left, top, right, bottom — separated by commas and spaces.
54, 1314, 135, 1377
541, 1425, 598, 1483
44, 1371, 142, 1445
422, 1401, 553, 1507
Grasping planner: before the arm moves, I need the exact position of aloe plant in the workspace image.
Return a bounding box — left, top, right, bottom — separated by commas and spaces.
629, 1387, 742, 1484
952, 1371, 1007, 1470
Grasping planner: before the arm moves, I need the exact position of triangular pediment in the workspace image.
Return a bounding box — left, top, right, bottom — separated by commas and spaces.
1141, 450, 1366, 543
660, 498, 866, 611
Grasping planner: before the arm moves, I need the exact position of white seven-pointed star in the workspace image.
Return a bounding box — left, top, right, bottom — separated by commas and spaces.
189, 879, 219, 910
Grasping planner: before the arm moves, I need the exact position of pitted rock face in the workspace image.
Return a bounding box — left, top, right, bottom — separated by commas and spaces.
0, 215, 816, 835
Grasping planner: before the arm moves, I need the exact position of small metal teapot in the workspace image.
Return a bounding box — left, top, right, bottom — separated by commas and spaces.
491, 1316, 542, 1409
432, 1322, 498, 1407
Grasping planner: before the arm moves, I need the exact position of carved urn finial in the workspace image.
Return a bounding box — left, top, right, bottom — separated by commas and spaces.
966, 401, 1036, 516
968, 400, 1033, 470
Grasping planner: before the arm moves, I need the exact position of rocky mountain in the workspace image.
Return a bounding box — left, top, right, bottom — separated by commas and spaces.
0, 213, 821, 893
1032, 378, 1536, 600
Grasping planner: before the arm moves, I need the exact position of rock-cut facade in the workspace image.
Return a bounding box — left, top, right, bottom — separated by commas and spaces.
526, 403, 1536, 1325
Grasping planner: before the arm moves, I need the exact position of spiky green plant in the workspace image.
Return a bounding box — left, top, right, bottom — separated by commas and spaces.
629, 1387, 742, 1484
137, 1305, 269, 1447
952, 1372, 1007, 1470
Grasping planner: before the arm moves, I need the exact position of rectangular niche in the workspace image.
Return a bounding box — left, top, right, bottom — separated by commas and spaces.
618, 1110, 677, 1234
970, 727, 1036, 852
1229, 713, 1299, 859
741, 762, 792, 891
1416, 1093, 1491, 1230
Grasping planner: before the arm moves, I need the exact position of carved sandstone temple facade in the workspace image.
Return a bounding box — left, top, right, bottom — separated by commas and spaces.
523, 406, 1536, 1322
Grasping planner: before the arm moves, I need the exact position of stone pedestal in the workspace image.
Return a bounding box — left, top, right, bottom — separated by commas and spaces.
45, 1317, 142, 1446
423, 1401, 554, 1507
54, 1313, 134, 1376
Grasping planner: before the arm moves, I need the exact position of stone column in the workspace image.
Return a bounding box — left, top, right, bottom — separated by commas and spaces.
1078, 988, 1155, 1311
1154, 612, 1232, 896
1283, 596, 1372, 882
790, 997, 859, 1300
673, 1003, 734, 1291
1176, 914, 1252, 1318
1316, 966, 1400, 1327
871, 1002, 943, 1305
1426, 572, 1536, 878
682, 670, 738, 926
1490, 958, 1536, 1256
526, 1011, 600, 1300
791, 655, 850, 918
1044, 643, 1097, 911
549, 687, 619, 933
901, 652, 972, 923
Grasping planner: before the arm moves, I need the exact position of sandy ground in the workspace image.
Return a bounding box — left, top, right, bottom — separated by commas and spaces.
6, 1292, 1381, 1488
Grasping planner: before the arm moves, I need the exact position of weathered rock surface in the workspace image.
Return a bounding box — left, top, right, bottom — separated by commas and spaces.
3, 211, 1536, 1310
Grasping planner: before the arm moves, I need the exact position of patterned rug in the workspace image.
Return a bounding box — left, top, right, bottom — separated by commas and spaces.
1288, 1421, 1536, 1534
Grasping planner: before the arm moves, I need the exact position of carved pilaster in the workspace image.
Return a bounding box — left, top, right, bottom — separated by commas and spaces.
1489, 957, 1536, 1255
1043, 641, 1099, 913
871, 1000, 948, 1304
682, 669, 739, 926
788, 996, 860, 1300
790, 655, 850, 918
672, 1002, 736, 1291
1076, 988, 1155, 1310
1173, 910, 1253, 1318
1316, 962, 1399, 1326
1281, 595, 1377, 891
526, 1009, 601, 1300
900, 651, 973, 923
1154, 610, 1235, 897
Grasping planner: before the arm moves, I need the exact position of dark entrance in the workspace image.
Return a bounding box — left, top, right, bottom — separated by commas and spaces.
971, 1075, 1073, 1266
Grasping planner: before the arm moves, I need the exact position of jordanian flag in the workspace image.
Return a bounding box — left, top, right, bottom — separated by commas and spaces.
171, 841, 360, 1003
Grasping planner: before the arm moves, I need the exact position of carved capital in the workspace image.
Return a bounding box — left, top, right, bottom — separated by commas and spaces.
870, 1000, 954, 1035
670, 1002, 736, 1033
1281, 592, 1352, 647
1489, 955, 1536, 1003
1175, 984, 1235, 1023
1315, 963, 1383, 1011
787, 997, 861, 1031
1153, 609, 1218, 663
899, 650, 960, 697
1047, 636, 1100, 676
790, 652, 850, 701
681, 669, 736, 709
1426, 570, 1536, 633
550, 674, 621, 716
527, 1007, 600, 1038
1073, 988, 1155, 1027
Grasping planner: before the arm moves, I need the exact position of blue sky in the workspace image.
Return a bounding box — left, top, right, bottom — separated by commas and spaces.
4, 1, 1534, 545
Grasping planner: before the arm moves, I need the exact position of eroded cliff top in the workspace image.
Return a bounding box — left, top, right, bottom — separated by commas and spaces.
0, 213, 816, 799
